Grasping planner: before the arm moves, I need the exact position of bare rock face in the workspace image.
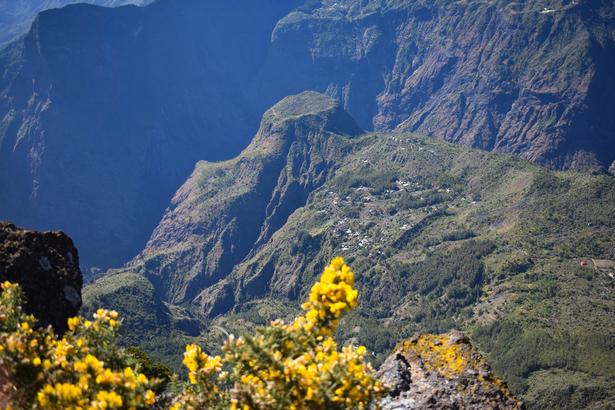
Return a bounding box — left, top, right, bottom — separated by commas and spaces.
0, 222, 83, 333
0, 0, 301, 270
378, 332, 521, 410
258, 0, 615, 172
119, 92, 361, 308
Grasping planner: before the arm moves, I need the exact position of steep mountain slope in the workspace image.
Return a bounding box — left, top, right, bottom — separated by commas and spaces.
255, 0, 615, 170
113, 92, 361, 306
84, 91, 362, 366
86, 93, 615, 408
0, 0, 149, 49
1, 0, 613, 270
0, 0, 300, 270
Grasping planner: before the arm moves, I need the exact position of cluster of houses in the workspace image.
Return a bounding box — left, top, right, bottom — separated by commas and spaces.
580, 259, 615, 280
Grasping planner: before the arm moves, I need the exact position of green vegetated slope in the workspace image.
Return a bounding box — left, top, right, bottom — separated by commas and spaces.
84, 93, 615, 408
3, 0, 614, 273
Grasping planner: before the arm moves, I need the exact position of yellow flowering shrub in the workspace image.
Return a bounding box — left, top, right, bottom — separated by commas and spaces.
0, 281, 157, 409
172, 257, 385, 409
0, 258, 385, 409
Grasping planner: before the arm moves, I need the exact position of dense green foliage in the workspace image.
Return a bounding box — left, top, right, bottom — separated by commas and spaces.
82, 273, 193, 369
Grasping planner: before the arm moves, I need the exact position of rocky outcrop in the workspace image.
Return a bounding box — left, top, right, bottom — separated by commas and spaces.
0, 222, 82, 333
115, 92, 361, 308
378, 332, 521, 409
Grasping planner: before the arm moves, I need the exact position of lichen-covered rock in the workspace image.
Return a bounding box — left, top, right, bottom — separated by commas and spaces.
0, 222, 82, 333
377, 331, 521, 409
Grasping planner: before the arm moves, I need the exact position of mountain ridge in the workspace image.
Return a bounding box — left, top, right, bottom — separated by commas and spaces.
85, 92, 615, 408
0, 0, 150, 49
118, 92, 361, 306
1, 0, 614, 270
255, 0, 615, 170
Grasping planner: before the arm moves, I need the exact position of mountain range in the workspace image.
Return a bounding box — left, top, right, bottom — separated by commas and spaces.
1, 0, 614, 272
84, 92, 615, 408
0, 0, 614, 408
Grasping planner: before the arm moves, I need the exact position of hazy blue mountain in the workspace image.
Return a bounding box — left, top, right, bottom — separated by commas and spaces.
0, 0, 613, 271
0, 0, 301, 270
0, 0, 150, 49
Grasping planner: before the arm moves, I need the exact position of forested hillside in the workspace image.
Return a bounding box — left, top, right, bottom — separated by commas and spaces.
85, 93, 615, 408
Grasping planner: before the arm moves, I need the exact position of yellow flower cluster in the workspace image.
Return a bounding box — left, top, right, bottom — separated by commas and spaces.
0, 282, 156, 409
1, 258, 385, 409
35, 360, 155, 409
291, 256, 359, 337
172, 258, 385, 409
182, 343, 222, 385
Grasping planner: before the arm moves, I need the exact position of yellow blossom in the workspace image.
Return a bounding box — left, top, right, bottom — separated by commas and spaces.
175, 258, 385, 409
144, 390, 156, 405
95, 390, 123, 408
0, 282, 157, 409
67, 316, 80, 331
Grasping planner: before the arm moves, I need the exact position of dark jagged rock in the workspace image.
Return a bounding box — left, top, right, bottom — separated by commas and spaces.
0, 222, 82, 333
377, 332, 522, 409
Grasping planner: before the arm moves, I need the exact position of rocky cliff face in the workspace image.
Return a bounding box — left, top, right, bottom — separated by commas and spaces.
256, 0, 615, 171
117, 92, 361, 308
0, 222, 82, 333
0, 0, 300, 269
378, 332, 521, 409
